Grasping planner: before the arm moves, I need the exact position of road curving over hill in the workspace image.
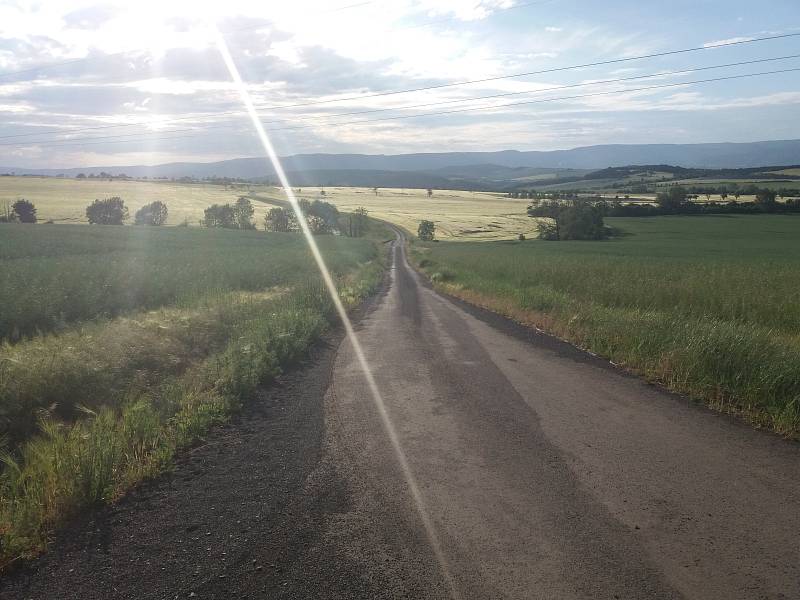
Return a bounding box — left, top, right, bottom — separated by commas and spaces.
3, 231, 798, 599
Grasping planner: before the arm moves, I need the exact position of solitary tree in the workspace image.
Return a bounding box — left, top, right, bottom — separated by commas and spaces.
134, 200, 168, 225
265, 207, 291, 232
427, 188, 433, 198
306, 199, 339, 234
529, 200, 561, 240
558, 204, 605, 240
0, 202, 15, 222
347, 206, 369, 237
86, 197, 128, 225
202, 204, 236, 228
529, 200, 606, 241
418, 220, 435, 241
655, 185, 688, 213
233, 197, 255, 229
307, 215, 327, 235
755, 189, 778, 212
11, 199, 37, 223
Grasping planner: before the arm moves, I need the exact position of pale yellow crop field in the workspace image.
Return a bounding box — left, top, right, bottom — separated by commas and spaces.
0, 178, 536, 239
0, 176, 274, 225
262, 186, 537, 240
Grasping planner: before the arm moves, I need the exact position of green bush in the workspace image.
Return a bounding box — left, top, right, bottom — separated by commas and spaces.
86, 197, 128, 225
11, 200, 37, 224
558, 204, 606, 240
134, 201, 168, 226
536, 202, 606, 241
418, 220, 436, 241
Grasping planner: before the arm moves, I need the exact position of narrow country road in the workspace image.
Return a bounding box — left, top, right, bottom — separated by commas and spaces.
325, 231, 800, 599
3, 232, 799, 599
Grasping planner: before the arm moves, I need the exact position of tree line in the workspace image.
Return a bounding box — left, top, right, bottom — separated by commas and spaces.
525, 185, 800, 242
201, 197, 256, 229
526, 186, 800, 220
510, 182, 800, 200
511, 184, 800, 205
83, 197, 169, 225
263, 199, 338, 234
0, 195, 370, 237
263, 199, 369, 237
604, 186, 800, 216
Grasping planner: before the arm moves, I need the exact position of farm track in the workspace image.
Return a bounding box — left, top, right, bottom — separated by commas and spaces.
3, 233, 799, 599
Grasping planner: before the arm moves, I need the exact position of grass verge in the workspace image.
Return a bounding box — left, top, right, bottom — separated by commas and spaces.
411, 216, 800, 438
0, 227, 387, 568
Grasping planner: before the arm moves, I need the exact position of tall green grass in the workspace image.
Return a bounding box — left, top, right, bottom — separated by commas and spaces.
0, 290, 276, 447
0, 224, 374, 342
414, 215, 800, 435
0, 222, 387, 565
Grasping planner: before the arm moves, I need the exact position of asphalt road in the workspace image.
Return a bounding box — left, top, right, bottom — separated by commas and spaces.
3, 233, 798, 599
326, 232, 800, 599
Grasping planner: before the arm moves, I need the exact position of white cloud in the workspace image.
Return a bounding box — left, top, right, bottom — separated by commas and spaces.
0, 2, 798, 167
520, 51, 559, 59
0, 102, 35, 113
536, 88, 800, 115
410, 0, 516, 21
125, 78, 235, 95
703, 36, 753, 48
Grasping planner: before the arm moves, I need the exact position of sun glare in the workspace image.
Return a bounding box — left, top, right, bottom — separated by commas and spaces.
214, 26, 461, 599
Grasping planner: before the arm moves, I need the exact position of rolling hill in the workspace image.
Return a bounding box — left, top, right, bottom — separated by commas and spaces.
3, 140, 800, 190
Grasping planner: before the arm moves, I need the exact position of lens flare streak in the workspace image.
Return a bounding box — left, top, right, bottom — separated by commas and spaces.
213, 29, 460, 599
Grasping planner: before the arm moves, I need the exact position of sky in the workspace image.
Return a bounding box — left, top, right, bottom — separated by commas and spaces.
0, 0, 799, 168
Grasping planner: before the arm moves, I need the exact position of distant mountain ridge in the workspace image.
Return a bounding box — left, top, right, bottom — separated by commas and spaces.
3, 140, 800, 185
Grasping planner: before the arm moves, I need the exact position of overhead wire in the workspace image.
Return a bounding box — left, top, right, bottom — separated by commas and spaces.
2, 32, 798, 142
8, 66, 798, 149
2, 53, 799, 147
229, 32, 800, 110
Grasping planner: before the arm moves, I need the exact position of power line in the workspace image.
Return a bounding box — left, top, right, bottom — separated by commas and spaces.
267, 67, 800, 132
233, 32, 800, 111
4, 54, 798, 147
10, 67, 797, 149
281, 54, 800, 120
2, 32, 797, 142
